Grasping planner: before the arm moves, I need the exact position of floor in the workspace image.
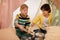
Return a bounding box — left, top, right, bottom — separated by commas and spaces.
0, 26, 60, 40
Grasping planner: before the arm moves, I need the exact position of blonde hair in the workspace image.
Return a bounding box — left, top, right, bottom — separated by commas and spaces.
20, 4, 28, 10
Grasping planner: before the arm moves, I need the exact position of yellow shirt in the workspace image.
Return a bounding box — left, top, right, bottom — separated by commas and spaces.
32, 13, 53, 28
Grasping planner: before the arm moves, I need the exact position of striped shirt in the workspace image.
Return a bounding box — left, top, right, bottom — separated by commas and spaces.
14, 13, 30, 28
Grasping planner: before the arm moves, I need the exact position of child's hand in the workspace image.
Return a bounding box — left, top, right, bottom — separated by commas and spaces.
27, 29, 35, 36
30, 23, 34, 27
27, 30, 32, 34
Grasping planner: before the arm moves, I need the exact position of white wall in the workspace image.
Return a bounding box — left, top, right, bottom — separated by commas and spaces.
24, 0, 41, 21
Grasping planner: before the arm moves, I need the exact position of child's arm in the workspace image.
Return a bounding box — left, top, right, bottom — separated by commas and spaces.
25, 17, 34, 34
30, 23, 35, 27
15, 14, 28, 32
16, 22, 28, 32
15, 19, 32, 34
48, 13, 53, 26
31, 14, 40, 27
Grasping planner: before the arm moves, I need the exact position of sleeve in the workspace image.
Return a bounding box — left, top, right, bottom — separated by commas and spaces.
50, 13, 53, 24
32, 14, 40, 24
49, 13, 53, 26
14, 15, 19, 26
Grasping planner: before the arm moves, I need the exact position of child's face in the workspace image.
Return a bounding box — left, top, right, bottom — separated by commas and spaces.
42, 10, 49, 16
20, 7, 28, 16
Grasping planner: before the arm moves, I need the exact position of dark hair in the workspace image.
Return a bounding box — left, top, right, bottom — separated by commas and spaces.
20, 4, 28, 10
41, 4, 51, 13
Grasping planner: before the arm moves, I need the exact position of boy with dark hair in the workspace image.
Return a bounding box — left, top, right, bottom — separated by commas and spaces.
41, 4, 51, 13
31, 4, 53, 39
